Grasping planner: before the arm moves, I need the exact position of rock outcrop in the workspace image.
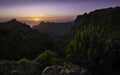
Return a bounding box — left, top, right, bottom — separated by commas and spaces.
0, 60, 87, 75
42, 64, 87, 75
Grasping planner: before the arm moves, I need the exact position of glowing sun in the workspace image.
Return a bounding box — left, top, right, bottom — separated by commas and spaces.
34, 18, 39, 21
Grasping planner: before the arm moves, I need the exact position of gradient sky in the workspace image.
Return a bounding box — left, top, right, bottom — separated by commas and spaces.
0, 0, 120, 26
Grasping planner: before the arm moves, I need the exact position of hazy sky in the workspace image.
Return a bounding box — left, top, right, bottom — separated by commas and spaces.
0, 0, 120, 26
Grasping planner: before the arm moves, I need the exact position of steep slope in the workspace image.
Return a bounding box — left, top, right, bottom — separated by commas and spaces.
72, 7, 120, 32
65, 6, 120, 72
61, 7, 120, 41
0, 19, 53, 60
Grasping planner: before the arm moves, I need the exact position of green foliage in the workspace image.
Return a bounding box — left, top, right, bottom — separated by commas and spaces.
35, 50, 57, 64
66, 25, 116, 71
17, 58, 29, 65
51, 58, 63, 65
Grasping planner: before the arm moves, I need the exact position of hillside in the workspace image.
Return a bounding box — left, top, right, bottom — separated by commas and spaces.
60, 7, 120, 42
72, 7, 120, 32
0, 19, 53, 60
57, 6, 120, 69
64, 7, 120, 74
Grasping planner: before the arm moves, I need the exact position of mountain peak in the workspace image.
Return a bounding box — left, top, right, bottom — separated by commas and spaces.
1, 19, 31, 30
11, 19, 17, 21
7, 19, 20, 23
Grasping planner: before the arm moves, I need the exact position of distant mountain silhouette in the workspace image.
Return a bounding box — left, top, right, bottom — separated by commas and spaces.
0, 19, 53, 60
0, 19, 30, 31
33, 21, 73, 36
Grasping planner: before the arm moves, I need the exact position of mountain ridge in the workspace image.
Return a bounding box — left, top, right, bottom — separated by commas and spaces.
33, 21, 73, 36
0, 19, 54, 60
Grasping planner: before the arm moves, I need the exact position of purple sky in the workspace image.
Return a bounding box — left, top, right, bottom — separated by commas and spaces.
0, 0, 120, 26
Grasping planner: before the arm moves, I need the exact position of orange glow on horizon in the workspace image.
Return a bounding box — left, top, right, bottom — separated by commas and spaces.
34, 18, 40, 21
0, 15, 74, 26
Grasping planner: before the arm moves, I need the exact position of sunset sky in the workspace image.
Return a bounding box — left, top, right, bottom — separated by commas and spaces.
0, 0, 120, 26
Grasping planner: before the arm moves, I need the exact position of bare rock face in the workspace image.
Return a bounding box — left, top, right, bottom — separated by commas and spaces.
42, 65, 62, 75
42, 64, 87, 75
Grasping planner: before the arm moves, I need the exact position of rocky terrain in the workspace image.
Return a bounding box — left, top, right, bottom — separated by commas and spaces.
0, 60, 87, 75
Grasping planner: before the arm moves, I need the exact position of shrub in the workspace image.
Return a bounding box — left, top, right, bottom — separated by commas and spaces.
17, 58, 29, 65
35, 50, 57, 65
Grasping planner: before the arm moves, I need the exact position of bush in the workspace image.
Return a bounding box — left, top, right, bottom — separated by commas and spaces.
17, 58, 29, 65
51, 58, 63, 65
35, 50, 57, 65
